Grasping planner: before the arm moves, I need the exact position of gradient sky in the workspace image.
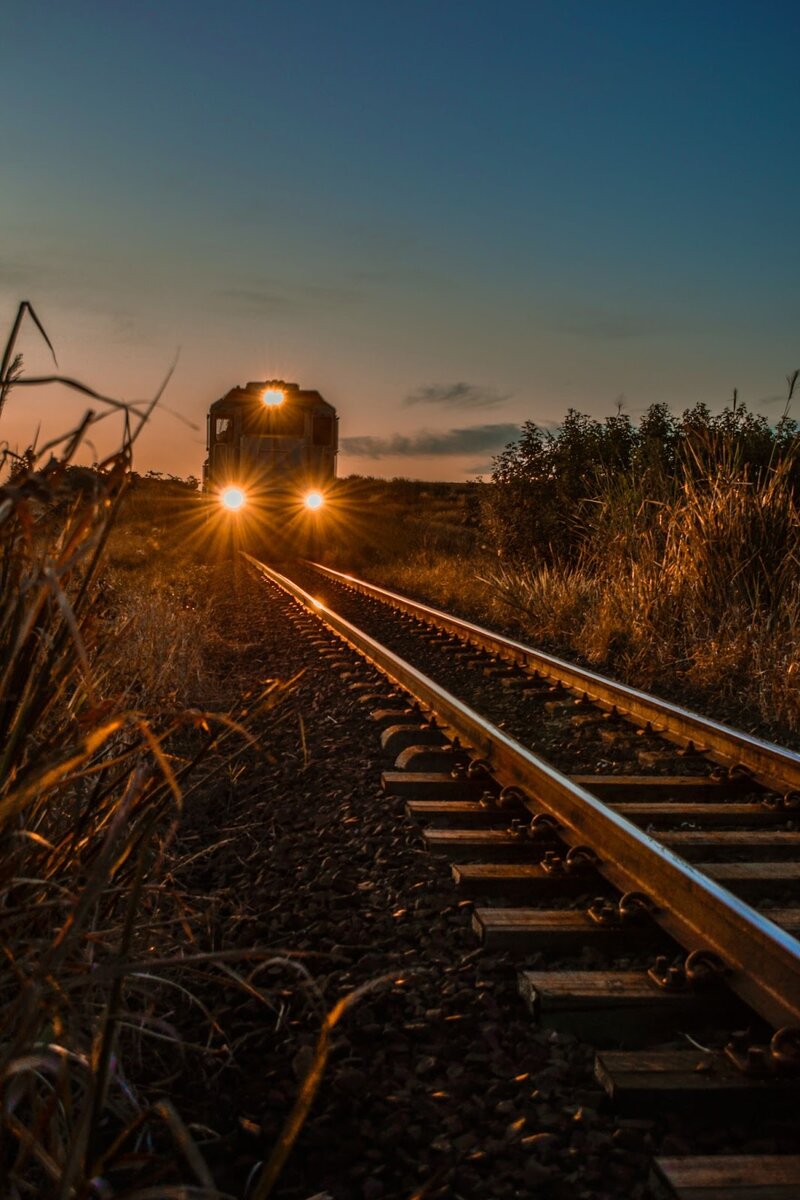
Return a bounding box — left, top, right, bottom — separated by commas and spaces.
2, 1, 798, 480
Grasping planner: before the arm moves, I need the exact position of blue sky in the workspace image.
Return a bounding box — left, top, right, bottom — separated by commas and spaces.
1, 1, 798, 479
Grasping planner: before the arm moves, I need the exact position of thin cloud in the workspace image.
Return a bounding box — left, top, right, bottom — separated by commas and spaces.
403, 381, 510, 409
553, 303, 678, 340
218, 282, 360, 315
348, 266, 442, 286
341, 423, 521, 459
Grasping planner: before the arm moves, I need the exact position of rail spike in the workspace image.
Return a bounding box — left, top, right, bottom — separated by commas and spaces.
685, 948, 728, 985
587, 897, 620, 927
543, 845, 599, 876
588, 891, 656, 928
466, 757, 493, 780
497, 785, 527, 811
564, 845, 600, 873
618, 891, 657, 921
540, 850, 566, 875
725, 1026, 800, 1078
506, 818, 528, 840
527, 812, 561, 841
648, 949, 727, 992
770, 1027, 800, 1074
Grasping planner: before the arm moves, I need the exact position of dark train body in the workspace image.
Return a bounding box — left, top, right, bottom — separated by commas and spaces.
204, 379, 337, 495
203, 379, 338, 553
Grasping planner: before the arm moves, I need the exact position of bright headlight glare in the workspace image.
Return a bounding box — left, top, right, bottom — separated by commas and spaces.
304, 490, 324, 510
220, 486, 246, 511
262, 387, 284, 407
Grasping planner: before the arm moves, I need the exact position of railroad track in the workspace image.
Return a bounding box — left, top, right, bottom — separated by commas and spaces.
246, 554, 800, 1199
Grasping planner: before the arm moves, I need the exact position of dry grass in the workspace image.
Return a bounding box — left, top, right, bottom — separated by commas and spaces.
347, 452, 800, 741
0, 305, 295, 1196
103, 482, 217, 705
318, 476, 481, 569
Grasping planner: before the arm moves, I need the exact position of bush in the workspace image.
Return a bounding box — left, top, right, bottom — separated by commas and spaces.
477, 386, 800, 732
483, 398, 800, 564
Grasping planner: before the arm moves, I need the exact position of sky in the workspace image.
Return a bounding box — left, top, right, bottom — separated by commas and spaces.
1, 0, 798, 481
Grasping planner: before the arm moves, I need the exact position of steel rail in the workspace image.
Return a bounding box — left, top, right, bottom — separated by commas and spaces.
247, 555, 800, 1030
308, 562, 800, 794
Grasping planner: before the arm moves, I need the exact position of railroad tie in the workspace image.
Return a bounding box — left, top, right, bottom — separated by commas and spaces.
595, 1049, 799, 1111
649, 1155, 800, 1199
517, 969, 742, 1046
472, 907, 656, 954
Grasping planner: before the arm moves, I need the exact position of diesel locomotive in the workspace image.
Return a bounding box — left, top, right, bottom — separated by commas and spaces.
203, 379, 338, 551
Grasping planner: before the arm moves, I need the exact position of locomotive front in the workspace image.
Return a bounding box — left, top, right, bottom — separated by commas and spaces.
203, 380, 338, 551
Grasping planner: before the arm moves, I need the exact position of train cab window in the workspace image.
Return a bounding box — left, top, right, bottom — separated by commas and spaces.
313, 414, 333, 446
215, 416, 233, 443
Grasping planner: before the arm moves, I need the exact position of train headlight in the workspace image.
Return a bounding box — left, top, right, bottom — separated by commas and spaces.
304, 490, 324, 511
220, 486, 246, 511
262, 387, 285, 407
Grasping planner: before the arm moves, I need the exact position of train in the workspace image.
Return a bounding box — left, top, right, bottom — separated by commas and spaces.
203, 379, 338, 552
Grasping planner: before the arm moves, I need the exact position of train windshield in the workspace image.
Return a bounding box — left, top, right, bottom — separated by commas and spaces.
243, 407, 304, 438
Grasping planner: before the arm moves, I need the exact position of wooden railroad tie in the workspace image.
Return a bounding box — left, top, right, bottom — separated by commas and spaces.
517, 969, 742, 1046
382, 771, 485, 800
406, 797, 786, 829
650, 1154, 800, 1199
595, 1049, 799, 1110
611, 801, 785, 828
471, 908, 656, 954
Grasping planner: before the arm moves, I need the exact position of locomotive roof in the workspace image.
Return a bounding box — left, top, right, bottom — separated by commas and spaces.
209, 380, 335, 415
